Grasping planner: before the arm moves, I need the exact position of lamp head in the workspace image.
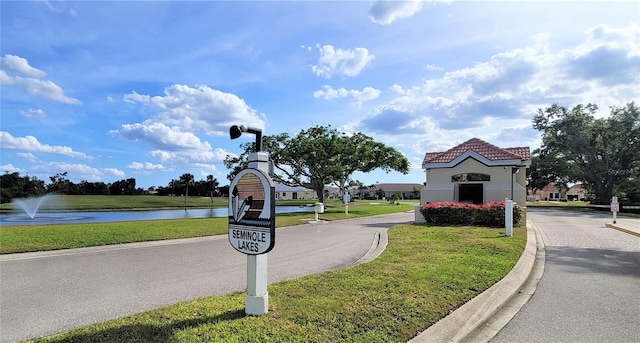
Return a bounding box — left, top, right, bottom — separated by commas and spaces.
229, 125, 247, 140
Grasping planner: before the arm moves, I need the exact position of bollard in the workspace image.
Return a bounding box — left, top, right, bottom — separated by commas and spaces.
505, 198, 513, 237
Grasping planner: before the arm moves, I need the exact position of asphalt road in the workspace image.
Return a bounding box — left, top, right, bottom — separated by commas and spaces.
0, 211, 414, 343
492, 208, 640, 342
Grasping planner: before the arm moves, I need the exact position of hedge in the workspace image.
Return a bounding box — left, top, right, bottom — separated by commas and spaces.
419, 201, 522, 227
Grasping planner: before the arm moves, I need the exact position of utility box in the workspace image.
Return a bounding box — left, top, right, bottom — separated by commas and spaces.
314, 202, 324, 214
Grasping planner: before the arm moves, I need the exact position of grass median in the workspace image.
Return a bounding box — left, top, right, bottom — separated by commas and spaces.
28, 224, 526, 343
1, 201, 413, 254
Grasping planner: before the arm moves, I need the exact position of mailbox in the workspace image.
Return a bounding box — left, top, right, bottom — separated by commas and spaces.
314, 202, 324, 214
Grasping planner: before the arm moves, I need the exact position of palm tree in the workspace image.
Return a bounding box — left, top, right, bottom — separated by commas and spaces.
179, 173, 195, 206
206, 175, 219, 203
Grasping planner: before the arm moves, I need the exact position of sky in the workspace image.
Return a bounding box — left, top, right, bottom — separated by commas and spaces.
1, 1, 639, 190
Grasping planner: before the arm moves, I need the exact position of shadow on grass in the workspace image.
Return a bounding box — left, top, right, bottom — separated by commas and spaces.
41, 309, 246, 343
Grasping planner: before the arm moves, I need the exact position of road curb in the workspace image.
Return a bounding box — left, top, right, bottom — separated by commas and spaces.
605, 223, 640, 237
408, 221, 538, 343
354, 230, 389, 265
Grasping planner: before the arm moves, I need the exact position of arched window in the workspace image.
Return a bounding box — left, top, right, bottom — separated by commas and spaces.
451, 173, 490, 182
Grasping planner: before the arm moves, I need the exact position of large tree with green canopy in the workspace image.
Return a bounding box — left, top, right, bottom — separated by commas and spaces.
532, 102, 639, 203
224, 125, 410, 202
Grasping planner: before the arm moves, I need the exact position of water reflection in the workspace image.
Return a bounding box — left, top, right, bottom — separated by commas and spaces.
0, 206, 312, 226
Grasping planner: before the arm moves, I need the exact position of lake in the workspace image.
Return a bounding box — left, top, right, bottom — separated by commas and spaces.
0, 206, 313, 226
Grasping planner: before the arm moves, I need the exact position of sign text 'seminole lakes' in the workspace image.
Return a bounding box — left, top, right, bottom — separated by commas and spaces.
230, 227, 269, 253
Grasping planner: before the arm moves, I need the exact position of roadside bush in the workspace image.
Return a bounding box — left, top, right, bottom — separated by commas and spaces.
419, 201, 522, 227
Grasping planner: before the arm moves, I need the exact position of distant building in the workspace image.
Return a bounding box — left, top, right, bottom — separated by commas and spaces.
274, 183, 317, 200
419, 138, 531, 212
358, 183, 423, 200
529, 183, 589, 201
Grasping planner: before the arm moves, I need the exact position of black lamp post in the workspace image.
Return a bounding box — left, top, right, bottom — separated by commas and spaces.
230, 125, 263, 152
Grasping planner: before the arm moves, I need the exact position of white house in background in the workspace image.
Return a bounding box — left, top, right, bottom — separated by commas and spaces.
274, 183, 317, 200
358, 183, 424, 200
417, 138, 531, 221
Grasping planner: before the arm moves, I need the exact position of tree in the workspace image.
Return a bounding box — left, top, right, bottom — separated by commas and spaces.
224, 126, 410, 202
526, 148, 575, 197
48, 172, 78, 194
206, 175, 219, 202
532, 102, 640, 203
332, 132, 410, 197
179, 173, 195, 205
0, 172, 46, 203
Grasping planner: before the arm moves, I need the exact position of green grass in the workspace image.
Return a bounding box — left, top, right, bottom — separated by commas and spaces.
1, 201, 414, 254
28, 224, 526, 343
0, 218, 229, 254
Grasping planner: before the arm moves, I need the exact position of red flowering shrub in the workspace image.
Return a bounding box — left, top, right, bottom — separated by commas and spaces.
419, 201, 522, 227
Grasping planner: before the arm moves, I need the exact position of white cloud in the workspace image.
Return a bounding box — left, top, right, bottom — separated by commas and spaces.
311, 45, 375, 78
122, 84, 265, 135
368, 1, 423, 25
111, 121, 232, 165
425, 64, 443, 72
114, 122, 211, 151
0, 55, 82, 104
0, 70, 14, 85
17, 152, 37, 161
103, 168, 126, 177
0, 164, 21, 173
123, 91, 150, 104
0, 131, 90, 158
149, 147, 230, 164
32, 162, 103, 182
0, 54, 47, 78
20, 108, 46, 117
313, 85, 381, 103
11, 76, 83, 104
355, 23, 639, 143
128, 161, 168, 172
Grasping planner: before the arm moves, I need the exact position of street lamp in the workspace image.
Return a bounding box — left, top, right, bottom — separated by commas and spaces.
230, 125, 263, 152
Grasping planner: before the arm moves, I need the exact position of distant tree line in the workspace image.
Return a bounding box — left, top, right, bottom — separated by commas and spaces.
0, 171, 225, 203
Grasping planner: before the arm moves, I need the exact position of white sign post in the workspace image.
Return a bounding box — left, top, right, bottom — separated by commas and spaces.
228, 125, 275, 316
343, 192, 350, 215
505, 197, 513, 237
611, 196, 619, 224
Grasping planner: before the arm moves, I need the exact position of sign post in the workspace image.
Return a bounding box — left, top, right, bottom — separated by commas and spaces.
505, 197, 513, 237
611, 196, 619, 224
228, 125, 275, 316
343, 191, 350, 215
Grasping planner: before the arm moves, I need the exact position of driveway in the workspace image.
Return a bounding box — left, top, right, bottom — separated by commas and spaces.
492, 208, 640, 342
0, 211, 413, 343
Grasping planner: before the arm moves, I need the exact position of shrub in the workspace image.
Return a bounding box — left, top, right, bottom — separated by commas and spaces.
419, 201, 522, 227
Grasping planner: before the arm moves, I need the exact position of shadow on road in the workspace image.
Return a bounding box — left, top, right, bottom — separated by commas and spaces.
547, 247, 640, 277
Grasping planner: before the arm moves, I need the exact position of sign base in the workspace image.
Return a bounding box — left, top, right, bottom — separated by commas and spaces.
246, 292, 269, 316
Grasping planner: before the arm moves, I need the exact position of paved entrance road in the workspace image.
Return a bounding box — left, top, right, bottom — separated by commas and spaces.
0, 212, 413, 343
492, 208, 640, 342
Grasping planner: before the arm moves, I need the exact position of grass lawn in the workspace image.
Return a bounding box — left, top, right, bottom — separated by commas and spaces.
1, 201, 414, 254
28, 224, 526, 343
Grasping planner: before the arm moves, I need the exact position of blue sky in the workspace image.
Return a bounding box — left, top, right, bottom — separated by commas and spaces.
1, 1, 638, 189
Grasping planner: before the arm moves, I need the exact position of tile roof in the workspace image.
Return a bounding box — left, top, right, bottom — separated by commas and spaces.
422, 138, 530, 165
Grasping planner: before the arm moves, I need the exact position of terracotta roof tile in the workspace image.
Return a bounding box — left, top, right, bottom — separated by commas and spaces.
422, 138, 530, 164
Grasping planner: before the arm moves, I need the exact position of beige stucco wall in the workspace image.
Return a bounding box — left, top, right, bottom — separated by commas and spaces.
420, 157, 527, 206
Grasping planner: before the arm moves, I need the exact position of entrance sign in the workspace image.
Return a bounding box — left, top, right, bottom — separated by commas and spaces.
228, 168, 275, 255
